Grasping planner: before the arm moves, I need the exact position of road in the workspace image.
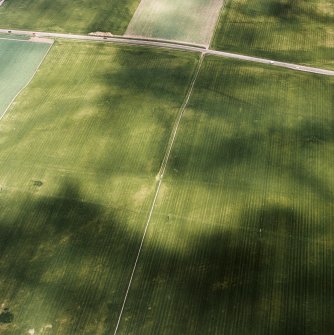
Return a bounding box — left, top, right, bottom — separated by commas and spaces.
1, 28, 334, 76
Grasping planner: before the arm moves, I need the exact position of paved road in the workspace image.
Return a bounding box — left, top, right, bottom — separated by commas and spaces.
1, 28, 334, 76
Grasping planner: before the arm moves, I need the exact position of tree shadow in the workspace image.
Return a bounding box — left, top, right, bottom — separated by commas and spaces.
0, 177, 333, 334
169, 113, 334, 202
121, 203, 333, 334
267, 1, 299, 21
0, 179, 143, 334
266, 0, 333, 24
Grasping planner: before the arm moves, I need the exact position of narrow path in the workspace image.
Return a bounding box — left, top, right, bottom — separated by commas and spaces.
0, 29, 333, 76
113, 53, 205, 335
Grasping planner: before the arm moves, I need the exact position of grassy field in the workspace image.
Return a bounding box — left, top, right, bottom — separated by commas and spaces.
0, 40, 198, 334
117, 58, 334, 334
0, 39, 51, 117
0, 0, 140, 34
212, 0, 334, 69
125, 0, 224, 46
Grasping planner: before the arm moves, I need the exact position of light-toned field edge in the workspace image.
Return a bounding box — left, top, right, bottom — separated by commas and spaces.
208, 0, 227, 48
0, 39, 54, 121
0, 29, 333, 76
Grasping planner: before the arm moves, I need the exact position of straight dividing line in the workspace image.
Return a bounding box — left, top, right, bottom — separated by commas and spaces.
1, 29, 334, 76
0, 40, 54, 121
158, 53, 205, 178
113, 53, 205, 335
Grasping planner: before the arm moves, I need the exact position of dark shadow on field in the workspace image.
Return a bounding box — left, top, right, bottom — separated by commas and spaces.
0, 47, 199, 334
213, 0, 334, 67
0, 179, 144, 334
1, 0, 139, 35
0, 178, 333, 334
266, 0, 301, 21
121, 204, 334, 335
86, 0, 138, 33
236, 0, 333, 24
92, 47, 198, 176
100, 47, 197, 106
169, 102, 334, 201
265, 0, 333, 24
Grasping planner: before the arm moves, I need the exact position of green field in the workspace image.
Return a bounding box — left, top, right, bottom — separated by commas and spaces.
117, 58, 334, 334
212, 0, 334, 69
0, 0, 140, 34
125, 0, 224, 46
0, 41, 198, 334
0, 39, 51, 117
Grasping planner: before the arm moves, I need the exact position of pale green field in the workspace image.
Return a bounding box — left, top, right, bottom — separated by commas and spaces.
0, 41, 198, 334
0, 33, 30, 40
118, 58, 334, 334
212, 0, 334, 69
0, 39, 51, 117
125, 0, 224, 46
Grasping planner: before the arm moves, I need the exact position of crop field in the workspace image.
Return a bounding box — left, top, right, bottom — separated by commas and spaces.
0, 0, 140, 35
117, 58, 334, 334
0, 39, 51, 118
212, 0, 334, 69
0, 40, 198, 334
125, 0, 225, 46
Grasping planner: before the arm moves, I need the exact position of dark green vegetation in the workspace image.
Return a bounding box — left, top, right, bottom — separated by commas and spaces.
212, 0, 334, 69
0, 309, 13, 324
0, 39, 51, 117
0, 0, 140, 34
118, 57, 334, 334
0, 41, 198, 334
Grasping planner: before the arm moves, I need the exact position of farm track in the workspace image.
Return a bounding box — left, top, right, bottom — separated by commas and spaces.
113, 53, 205, 335
0, 29, 334, 76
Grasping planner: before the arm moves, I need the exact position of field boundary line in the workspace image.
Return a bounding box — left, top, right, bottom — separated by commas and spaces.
158, 53, 205, 178
0, 40, 54, 121
113, 53, 205, 335
0, 28, 334, 76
